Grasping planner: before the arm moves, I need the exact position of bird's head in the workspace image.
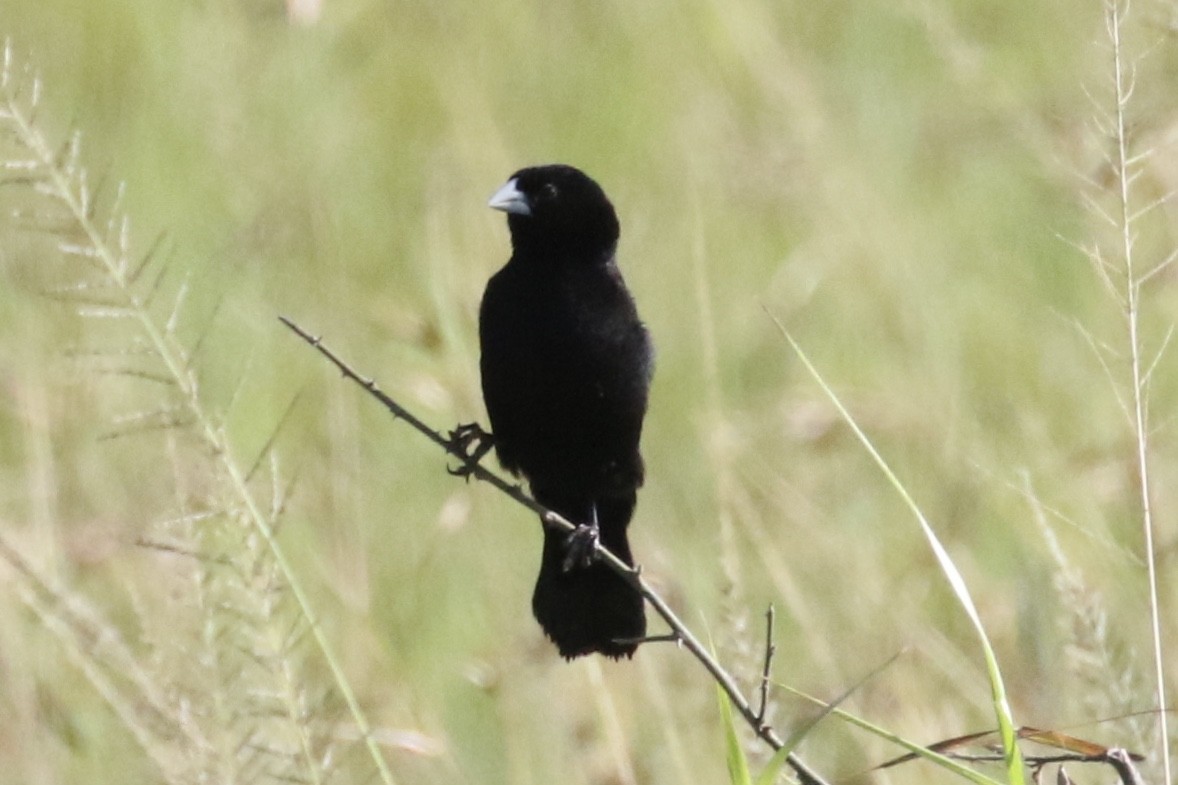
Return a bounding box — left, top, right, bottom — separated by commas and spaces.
489, 164, 620, 262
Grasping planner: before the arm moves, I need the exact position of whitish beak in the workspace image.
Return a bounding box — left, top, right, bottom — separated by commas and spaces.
488, 178, 531, 216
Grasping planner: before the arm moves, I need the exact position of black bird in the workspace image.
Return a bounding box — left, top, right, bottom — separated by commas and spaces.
479, 164, 653, 659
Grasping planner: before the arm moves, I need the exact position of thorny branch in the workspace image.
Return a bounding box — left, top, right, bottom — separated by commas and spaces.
279, 315, 830, 785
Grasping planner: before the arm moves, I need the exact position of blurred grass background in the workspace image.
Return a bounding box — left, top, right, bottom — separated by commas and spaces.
0, 0, 1175, 782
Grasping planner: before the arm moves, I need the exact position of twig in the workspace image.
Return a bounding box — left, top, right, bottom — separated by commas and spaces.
948, 747, 1142, 785
279, 316, 831, 785
1106, 747, 1147, 785
755, 604, 776, 728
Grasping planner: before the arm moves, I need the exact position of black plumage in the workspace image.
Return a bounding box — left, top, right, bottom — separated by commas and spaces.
479, 164, 653, 659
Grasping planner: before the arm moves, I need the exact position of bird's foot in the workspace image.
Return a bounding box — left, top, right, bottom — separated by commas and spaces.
446, 422, 494, 479
562, 522, 601, 572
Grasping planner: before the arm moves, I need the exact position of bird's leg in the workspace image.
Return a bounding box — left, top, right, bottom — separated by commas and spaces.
562, 503, 601, 572
613, 633, 681, 648
446, 422, 495, 478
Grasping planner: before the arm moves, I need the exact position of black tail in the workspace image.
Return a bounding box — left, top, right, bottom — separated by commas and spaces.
530, 492, 646, 659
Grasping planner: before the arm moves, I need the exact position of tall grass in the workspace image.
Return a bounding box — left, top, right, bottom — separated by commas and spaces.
1066, 1, 1172, 780
0, 41, 396, 785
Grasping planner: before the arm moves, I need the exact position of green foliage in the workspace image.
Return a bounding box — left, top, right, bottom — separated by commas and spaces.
786, 685, 1005, 785
717, 685, 753, 785
780, 324, 1025, 782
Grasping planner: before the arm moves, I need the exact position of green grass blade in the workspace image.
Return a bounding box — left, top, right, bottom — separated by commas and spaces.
771, 316, 1025, 784
754, 650, 902, 785
785, 686, 1006, 785
716, 684, 753, 785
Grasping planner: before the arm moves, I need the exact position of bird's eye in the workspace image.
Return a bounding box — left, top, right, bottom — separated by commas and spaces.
540, 183, 559, 200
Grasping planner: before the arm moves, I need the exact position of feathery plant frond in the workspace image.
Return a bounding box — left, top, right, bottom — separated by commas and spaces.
1075, 3, 1171, 779
0, 529, 204, 783
0, 42, 395, 785
1025, 474, 1152, 757
691, 207, 773, 765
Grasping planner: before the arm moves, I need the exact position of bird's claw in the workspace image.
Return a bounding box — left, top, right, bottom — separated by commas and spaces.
446, 422, 494, 479
562, 523, 600, 572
